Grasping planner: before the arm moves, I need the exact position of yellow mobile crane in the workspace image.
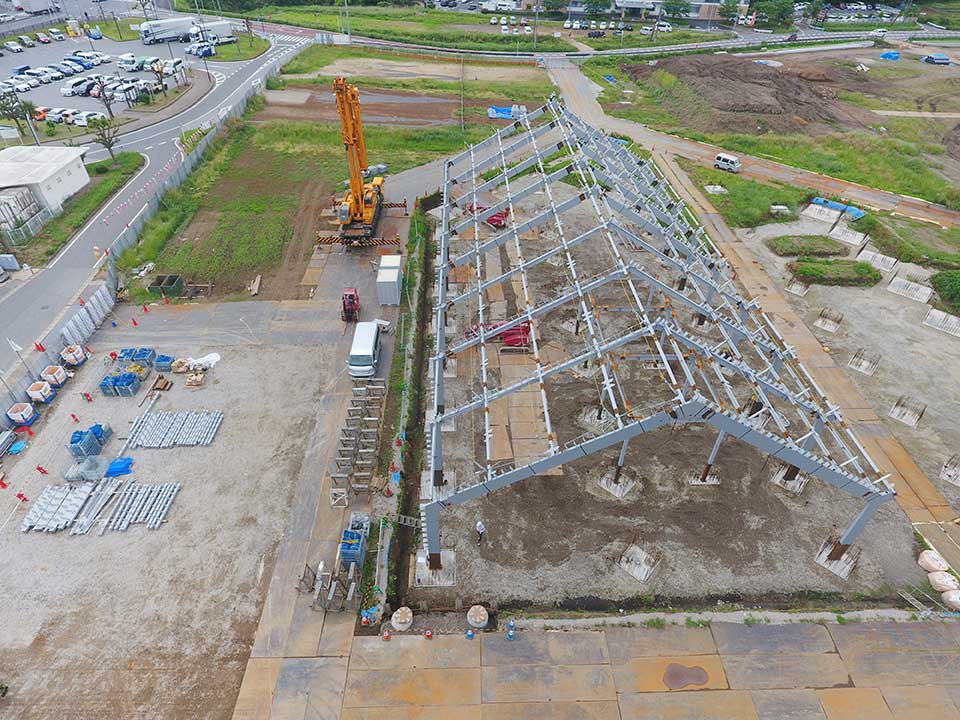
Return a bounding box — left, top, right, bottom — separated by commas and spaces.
333, 76, 384, 243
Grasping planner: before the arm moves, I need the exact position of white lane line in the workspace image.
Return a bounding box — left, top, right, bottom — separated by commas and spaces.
47, 152, 152, 270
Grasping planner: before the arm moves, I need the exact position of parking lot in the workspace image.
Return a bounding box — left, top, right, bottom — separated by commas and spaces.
0, 24, 197, 126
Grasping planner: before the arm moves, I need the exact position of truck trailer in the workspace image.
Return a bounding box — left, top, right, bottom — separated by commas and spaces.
139, 16, 196, 44
18, 0, 60, 14
188, 19, 238, 44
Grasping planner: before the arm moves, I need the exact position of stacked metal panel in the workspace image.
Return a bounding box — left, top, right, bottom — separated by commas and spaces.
127, 410, 224, 449
21, 482, 95, 533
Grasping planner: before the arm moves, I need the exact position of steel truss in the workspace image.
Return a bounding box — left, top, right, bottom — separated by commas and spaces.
422, 99, 894, 570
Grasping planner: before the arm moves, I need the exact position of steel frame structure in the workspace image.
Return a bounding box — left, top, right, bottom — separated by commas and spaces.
421, 99, 895, 570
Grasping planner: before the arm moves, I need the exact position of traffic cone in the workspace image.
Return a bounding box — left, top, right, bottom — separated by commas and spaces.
361, 615, 370, 626
15, 493, 28, 502
163, 295, 171, 305
34, 341, 45, 352
382, 629, 391, 641
0, 478, 8, 489
390, 461, 396, 473
35, 465, 48, 475
142, 304, 150, 313
78, 297, 85, 306
395, 437, 402, 447
82, 392, 93, 403
424, 629, 433, 640
132, 318, 138, 327
384, 486, 393, 498
70, 413, 79, 423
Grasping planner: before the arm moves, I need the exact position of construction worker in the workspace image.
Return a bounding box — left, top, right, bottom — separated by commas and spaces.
475, 519, 485, 546
0, 682, 8, 697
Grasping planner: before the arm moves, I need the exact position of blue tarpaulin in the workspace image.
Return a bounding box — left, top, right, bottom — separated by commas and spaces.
603, 74, 617, 84
811, 196, 866, 220
106, 457, 134, 477
879, 51, 900, 61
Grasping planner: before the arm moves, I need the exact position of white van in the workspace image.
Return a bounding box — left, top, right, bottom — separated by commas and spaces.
162, 58, 183, 75
713, 152, 741, 173
347, 321, 382, 378
61, 76, 91, 96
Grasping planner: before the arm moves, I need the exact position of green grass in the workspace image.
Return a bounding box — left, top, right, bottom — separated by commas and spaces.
788, 257, 882, 286
852, 213, 960, 269
19, 152, 143, 267
642, 617, 666, 629
932, 270, 960, 313
176, 1, 575, 52
281, 44, 534, 75
580, 28, 734, 51
94, 16, 146, 42
213, 33, 271, 61
120, 110, 490, 285
821, 21, 922, 30
179, 126, 212, 155
680, 160, 813, 228
764, 235, 847, 257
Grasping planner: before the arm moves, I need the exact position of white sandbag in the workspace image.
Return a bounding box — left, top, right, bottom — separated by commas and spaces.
942, 590, 960, 611
919, 549, 950, 573
928, 571, 959, 592
185, 352, 221, 371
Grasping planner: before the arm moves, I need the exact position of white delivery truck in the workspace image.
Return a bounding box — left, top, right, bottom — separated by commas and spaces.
139, 16, 197, 44
19, 0, 60, 15
188, 20, 237, 44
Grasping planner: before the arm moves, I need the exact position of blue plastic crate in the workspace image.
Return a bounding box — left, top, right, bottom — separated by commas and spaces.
114, 373, 141, 397
89, 422, 113, 444
133, 348, 156, 366
118, 348, 137, 363
99, 375, 118, 397
155, 354, 174, 372
68, 430, 101, 458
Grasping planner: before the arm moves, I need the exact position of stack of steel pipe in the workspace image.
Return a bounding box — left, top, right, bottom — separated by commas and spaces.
127, 410, 224, 449
99, 480, 181, 532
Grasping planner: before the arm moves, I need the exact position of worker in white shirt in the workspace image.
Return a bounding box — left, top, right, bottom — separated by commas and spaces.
475, 519, 486, 545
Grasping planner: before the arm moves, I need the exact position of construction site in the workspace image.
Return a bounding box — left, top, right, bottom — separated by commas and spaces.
4, 41, 960, 720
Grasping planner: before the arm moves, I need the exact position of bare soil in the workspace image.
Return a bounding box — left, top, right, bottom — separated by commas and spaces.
315, 57, 546, 83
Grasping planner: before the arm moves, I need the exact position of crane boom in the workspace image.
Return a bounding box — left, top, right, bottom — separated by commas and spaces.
332, 77, 383, 243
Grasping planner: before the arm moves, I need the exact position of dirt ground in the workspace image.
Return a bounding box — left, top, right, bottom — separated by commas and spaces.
0, 300, 342, 718
260, 87, 487, 127
315, 57, 546, 83
737, 216, 960, 510
409, 160, 922, 608
622, 47, 960, 140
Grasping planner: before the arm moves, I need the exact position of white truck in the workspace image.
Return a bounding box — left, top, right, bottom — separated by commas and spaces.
139, 16, 196, 44
18, 0, 60, 14
480, 0, 515, 11
188, 19, 237, 44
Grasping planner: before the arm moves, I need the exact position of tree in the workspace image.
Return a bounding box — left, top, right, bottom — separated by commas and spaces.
583, 0, 610, 18
0, 93, 27, 135
150, 61, 168, 97
662, 0, 691, 18
94, 80, 116, 119
719, 0, 741, 22
88, 117, 120, 161
807, 0, 824, 20
544, 0, 566, 13
756, 0, 794, 25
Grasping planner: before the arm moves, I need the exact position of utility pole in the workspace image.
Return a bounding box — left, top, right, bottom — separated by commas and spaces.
532, 0, 539, 49
344, 0, 351, 43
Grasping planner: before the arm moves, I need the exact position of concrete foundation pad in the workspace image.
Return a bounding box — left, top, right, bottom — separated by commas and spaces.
414, 549, 456, 587
421, 470, 455, 503
612, 655, 728, 693
751, 689, 827, 720
842, 650, 960, 687
722, 653, 850, 690
816, 688, 893, 720
687, 470, 720, 486
481, 631, 609, 666
618, 545, 660, 584
881, 685, 960, 719
481, 664, 616, 703
599, 469, 636, 499
270, 657, 349, 718
350, 634, 479, 670
814, 540, 860, 580
344, 667, 481, 707
770, 465, 810, 496
619, 690, 759, 720
603, 627, 717, 662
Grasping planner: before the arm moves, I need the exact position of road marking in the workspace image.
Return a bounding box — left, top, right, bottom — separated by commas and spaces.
47, 152, 152, 270
144, 145, 153, 150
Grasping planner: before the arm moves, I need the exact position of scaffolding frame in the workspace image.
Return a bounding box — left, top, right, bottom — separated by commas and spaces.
422, 99, 894, 570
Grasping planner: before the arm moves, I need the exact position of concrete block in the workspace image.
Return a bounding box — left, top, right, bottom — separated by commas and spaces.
350, 634, 479, 671
481, 664, 616, 703
619, 690, 760, 720
344, 667, 481, 707
751, 689, 827, 720
604, 626, 717, 662
722, 653, 850, 690
710, 622, 835, 655
816, 688, 893, 720
481, 631, 609, 667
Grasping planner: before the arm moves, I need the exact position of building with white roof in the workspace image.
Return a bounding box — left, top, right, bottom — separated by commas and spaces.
0, 145, 89, 213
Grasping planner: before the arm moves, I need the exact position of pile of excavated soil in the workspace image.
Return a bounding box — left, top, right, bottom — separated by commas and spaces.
624, 54, 875, 135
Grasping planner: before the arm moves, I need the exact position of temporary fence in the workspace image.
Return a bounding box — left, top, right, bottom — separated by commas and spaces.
1, 206, 61, 249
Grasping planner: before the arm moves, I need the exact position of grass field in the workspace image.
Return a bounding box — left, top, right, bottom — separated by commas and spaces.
853, 213, 960, 269
789, 257, 882, 286
95, 16, 146, 41
19, 152, 143, 267
932, 270, 960, 313
821, 21, 921, 30
119, 109, 490, 286
765, 235, 847, 256
585, 57, 960, 210
918, 1, 960, 28
213, 33, 271, 61
176, 1, 575, 52
680, 161, 814, 228
278, 73, 554, 103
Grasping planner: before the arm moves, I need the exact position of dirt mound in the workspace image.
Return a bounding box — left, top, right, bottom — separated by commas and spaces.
623, 54, 874, 135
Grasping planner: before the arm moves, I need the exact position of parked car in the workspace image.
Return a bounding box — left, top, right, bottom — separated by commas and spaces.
24, 68, 51, 83
61, 76, 90, 95
75, 51, 102, 65
92, 51, 112, 63
509, 15, 517, 24
640, 25, 653, 34
599, 21, 607, 29
587, 30, 605, 37
35, 32, 51, 43
12, 75, 40, 88
713, 152, 741, 173
32, 105, 51, 120
73, 110, 107, 127
4, 41, 24, 53
11, 80, 31, 92
563, 19, 571, 28
42, 66, 64, 79
61, 60, 83, 73
520, 16, 527, 25
60, 108, 79, 124
194, 43, 215, 57
162, 58, 183, 75
501, 24, 509, 33
64, 55, 94, 69
48, 28, 65, 40
523, 25, 532, 34
656, 21, 673, 31
17, 35, 36, 47
44, 107, 69, 122
489, 15, 498, 24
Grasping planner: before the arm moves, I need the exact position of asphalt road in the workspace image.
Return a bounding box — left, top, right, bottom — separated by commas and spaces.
0, 6, 307, 375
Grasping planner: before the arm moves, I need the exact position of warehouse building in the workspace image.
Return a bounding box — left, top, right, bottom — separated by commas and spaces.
0, 145, 90, 216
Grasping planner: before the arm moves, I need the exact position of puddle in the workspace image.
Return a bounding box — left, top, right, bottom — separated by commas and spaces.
662, 662, 709, 690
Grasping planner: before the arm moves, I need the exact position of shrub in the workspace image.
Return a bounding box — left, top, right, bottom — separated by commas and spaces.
788, 257, 881, 287
932, 270, 960, 314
